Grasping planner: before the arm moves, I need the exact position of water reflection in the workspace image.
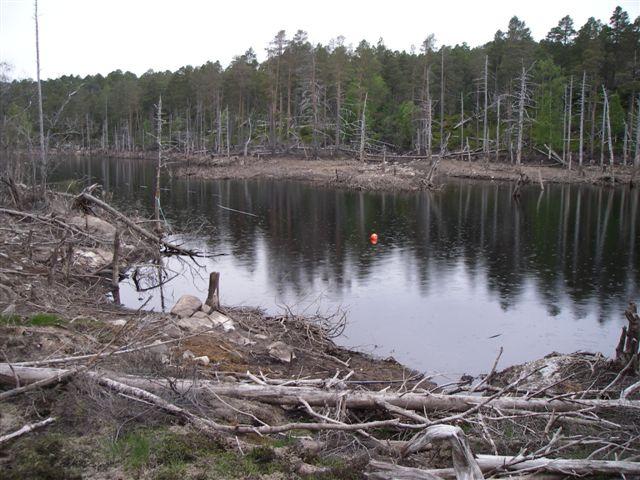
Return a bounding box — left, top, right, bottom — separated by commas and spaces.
51, 157, 640, 375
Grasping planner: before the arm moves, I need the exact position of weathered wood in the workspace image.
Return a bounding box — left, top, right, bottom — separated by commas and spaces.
205, 271, 220, 311
0, 417, 55, 445
112, 228, 120, 304
371, 454, 640, 478
475, 454, 640, 476
360, 92, 368, 162
402, 425, 484, 479
3, 365, 639, 414
616, 302, 639, 372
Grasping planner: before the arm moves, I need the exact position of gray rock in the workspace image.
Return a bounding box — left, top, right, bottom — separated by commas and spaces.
182, 350, 195, 360
176, 316, 211, 333
193, 355, 210, 366
268, 341, 296, 363
164, 322, 183, 339
209, 311, 235, 332
171, 295, 202, 318
68, 215, 116, 240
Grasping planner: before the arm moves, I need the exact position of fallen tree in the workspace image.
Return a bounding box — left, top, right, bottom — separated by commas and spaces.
2, 364, 639, 415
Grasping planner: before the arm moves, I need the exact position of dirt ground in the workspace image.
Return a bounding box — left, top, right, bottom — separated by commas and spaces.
175, 155, 638, 191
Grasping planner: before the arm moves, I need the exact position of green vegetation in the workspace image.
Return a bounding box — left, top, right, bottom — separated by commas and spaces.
0, 313, 65, 326
1, 7, 638, 162
28, 313, 64, 326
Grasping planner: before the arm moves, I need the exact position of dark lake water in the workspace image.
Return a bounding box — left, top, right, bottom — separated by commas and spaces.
51, 156, 640, 377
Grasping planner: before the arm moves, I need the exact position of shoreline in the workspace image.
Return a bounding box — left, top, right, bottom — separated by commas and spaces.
43, 149, 638, 191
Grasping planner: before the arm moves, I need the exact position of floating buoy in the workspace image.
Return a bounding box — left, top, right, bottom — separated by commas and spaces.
370, 233, 378, 245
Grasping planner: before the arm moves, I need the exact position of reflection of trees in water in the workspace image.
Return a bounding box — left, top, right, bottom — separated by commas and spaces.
55, 157, 640, 321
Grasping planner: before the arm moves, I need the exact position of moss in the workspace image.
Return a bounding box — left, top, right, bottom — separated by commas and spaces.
3, 433, 87, 480
28, 312, 64, 327
107, 427, 220, 474
153, 463, 188, 480
207, 447, 288, 478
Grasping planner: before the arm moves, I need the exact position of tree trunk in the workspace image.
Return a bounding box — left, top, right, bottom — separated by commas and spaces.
579, 72, 586, 167
495, 95, 500, 163
154, 97, 162, 236
567, 76, 573, 169
440, 48, 446, 154
34, 0, 46, 189
359, 92, 367, 162
603, 86, 614, 166
3, 364, 639, 414
482, 55, 489, 159
635, 96, 640, 168
516, 67, 526, 166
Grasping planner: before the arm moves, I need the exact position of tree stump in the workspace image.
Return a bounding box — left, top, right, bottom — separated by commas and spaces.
616, 302, 640, 373
205, 271, 220, 312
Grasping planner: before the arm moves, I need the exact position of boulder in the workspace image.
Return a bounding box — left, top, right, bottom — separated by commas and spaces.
67, 215, 117, 240
73, 248, 113, 270
176, 316, 212, 333
171, 295, 202, 318
268, 341, 296, 363
193, 355, 210, 366
210, 311, 235, 332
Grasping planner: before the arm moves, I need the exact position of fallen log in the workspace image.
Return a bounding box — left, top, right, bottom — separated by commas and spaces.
475, 454, 640, 477
369, 455, 640, 478
366, 460, 562, 480
2, 364, 640, 414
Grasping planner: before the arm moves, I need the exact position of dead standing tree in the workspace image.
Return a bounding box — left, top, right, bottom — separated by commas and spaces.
154, 96, 163, 236
515, 65, 532, 166
34, 0, 46, 190
359, 91, 367, 162
616, 302, 640, 373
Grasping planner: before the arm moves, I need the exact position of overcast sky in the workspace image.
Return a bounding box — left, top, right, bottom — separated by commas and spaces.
1, 0, 638, 80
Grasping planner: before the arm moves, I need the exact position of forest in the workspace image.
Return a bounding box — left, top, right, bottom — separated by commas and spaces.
1, 6, 639, 166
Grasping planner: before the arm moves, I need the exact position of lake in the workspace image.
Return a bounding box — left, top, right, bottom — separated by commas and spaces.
51, 156, 640, 377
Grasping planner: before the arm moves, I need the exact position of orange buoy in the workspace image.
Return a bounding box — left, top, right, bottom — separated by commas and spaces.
370, 233, 378, 244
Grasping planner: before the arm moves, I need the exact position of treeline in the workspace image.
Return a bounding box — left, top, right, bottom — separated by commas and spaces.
1, 7, 639, 165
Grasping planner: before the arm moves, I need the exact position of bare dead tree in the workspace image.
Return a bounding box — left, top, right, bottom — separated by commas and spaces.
34, 0, 46, 189
635, 96, 640, 168
425, 65, 433, 160
154, 97, 162, 235
579, 72, 586, 167
567, 75, 573, 169
460, 92, 465, 152
495, 94, 501, 162
603, 86, 614, 166
515, 66, 528, 166
359, 92, 367, 162
440, 47, 445, 154
482, 55, 489, 159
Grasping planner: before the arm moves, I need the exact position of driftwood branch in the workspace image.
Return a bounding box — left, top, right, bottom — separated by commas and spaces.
0, 417, 56, 445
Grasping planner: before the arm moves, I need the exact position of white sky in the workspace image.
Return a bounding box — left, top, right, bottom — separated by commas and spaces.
1, 0, 638, 80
